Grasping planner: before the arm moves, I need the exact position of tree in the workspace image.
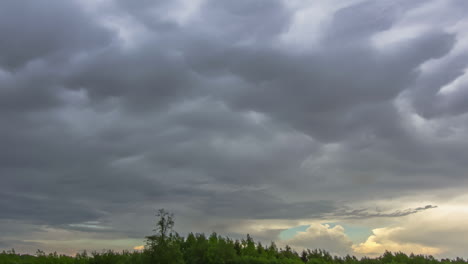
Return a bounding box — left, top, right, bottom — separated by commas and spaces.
149, 209, 175, 242
241, 234, 257, 257
145, 209, 184, 264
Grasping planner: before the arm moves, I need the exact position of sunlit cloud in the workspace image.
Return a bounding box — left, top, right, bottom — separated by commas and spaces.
353, 227, 442, 257
133, 245, 145, 251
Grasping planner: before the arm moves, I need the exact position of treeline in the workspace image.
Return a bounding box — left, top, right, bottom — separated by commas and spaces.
1, 210, 467, 264
2, 243, 467, 264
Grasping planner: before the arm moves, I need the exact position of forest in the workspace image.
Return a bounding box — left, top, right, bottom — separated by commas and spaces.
1, 210, 466, 264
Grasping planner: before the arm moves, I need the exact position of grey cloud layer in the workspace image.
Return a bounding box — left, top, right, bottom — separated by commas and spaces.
1, 0, 468, 253
339, 205, 438, 219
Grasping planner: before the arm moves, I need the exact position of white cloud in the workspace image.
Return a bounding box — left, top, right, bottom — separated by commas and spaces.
353, 196, 468, 258
353, 226, 442, 257
285, 224, 353, 256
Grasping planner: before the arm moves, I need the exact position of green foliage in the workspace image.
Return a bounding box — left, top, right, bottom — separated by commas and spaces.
145, 209, 184, 264
2, 210, 468, 264
2, 245, 468, 264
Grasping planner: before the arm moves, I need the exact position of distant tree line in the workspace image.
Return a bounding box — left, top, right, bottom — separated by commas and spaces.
1, 209, 467, 264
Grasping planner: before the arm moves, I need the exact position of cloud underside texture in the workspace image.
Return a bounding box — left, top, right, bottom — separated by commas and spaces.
1, 0, 468, 257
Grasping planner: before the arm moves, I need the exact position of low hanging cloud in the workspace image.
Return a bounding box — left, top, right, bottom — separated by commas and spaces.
339, 205, 438, 219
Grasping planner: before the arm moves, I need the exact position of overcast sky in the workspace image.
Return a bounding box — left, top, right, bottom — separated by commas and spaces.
1, 0, 468, 258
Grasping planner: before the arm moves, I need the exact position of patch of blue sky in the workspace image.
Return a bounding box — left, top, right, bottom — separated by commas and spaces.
279, 223, 373, 243
323, 222, 373, 243
279, 224, 310, 240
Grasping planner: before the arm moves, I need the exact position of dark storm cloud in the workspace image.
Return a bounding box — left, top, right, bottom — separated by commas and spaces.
190, 188, 336, 219
217, 25, 454, 142
0, 0, 112, 114
115, 0, 291, 37
64, 44, 199, 110
61, 0, 293, 111
0, 0, 112, 70
0, 192, 103, 225
409, 52, 468, 118
1, 0, 468, 253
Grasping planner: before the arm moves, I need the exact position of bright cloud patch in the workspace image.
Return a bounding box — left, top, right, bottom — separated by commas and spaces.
353, 227, 442, 257
133, 245, 145, 251
351, 198, 468, 258
285, 224, 353, 256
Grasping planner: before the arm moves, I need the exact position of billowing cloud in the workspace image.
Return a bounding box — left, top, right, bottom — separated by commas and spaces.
285, 224, 353, 256
353, 226, 442, 257
353, 199, 468, 258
